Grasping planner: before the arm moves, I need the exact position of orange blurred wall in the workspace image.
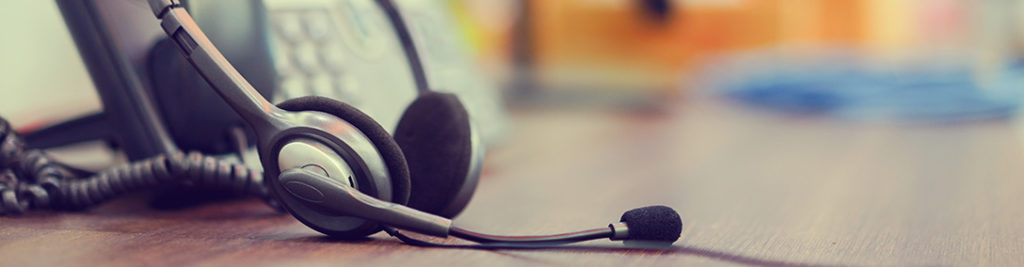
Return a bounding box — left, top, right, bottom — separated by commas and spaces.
523, 0, 869, 94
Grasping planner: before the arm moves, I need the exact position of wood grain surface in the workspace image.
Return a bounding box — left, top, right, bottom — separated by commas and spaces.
2, 99, 1023, 266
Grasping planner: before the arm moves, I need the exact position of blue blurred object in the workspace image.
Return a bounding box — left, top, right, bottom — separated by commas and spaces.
701, 52, 1024, 122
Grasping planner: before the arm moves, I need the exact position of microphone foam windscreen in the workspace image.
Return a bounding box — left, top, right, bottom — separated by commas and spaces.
619, 205, 682, 243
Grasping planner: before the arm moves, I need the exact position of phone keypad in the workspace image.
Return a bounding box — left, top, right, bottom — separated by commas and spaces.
263, 0, 505, 144
270, 9, 366, 105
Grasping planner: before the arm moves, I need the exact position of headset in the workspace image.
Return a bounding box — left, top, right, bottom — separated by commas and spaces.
0, 0, 682, 249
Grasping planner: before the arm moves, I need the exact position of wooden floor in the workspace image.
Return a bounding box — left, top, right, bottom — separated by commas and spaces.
2, 99, 1024, 266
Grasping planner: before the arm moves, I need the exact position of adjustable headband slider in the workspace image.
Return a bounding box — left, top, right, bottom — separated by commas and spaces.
147, 0, 180, 18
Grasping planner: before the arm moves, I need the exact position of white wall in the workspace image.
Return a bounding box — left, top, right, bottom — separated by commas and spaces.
0, 1, 101, 129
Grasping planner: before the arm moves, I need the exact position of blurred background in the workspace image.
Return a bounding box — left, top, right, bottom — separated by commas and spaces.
1, 0, 1024, 165
467, 0, 1024, 117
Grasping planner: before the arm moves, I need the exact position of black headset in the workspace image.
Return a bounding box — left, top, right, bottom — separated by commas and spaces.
146, 0, 682, 247
0, 0, 681, 249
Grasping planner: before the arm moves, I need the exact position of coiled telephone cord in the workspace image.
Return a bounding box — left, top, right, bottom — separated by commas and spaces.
0, 117, 275, 215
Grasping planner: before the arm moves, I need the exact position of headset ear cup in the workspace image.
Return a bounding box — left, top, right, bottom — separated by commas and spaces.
394, 92, 477, 218
277, 96, 411, 205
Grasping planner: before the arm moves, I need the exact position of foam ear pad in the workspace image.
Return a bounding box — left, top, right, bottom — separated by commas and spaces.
394, 92, 475, 218
277, 96, 411, 205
